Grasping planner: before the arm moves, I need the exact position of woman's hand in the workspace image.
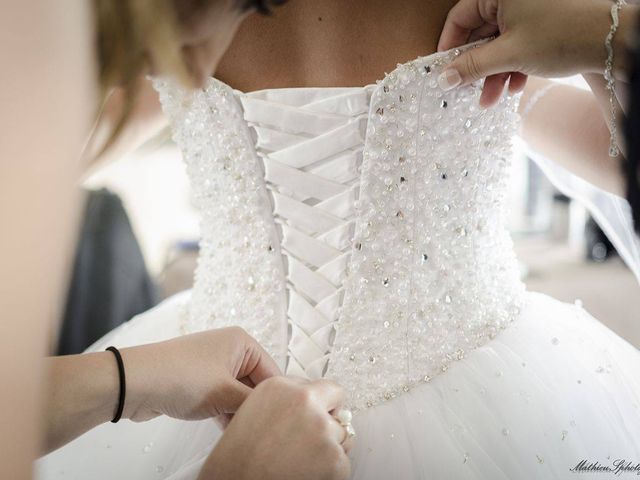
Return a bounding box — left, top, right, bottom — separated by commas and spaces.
45, 327, 280, 452
437, 0, 639, 107
123, 327, 281, 422
198, 376, 352, 480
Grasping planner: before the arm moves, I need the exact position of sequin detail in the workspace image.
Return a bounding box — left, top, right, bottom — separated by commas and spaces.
325, 50, 524, 409
154, 43, 525, 410
153, 78, 288, 367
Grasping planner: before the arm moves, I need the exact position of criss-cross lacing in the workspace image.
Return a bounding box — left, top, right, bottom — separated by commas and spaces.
239, 87, 373, 378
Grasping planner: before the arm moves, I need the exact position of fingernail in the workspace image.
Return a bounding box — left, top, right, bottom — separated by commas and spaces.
438, 69, 461, 91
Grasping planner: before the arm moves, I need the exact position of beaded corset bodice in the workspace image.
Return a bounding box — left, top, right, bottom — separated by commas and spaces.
154, 45, 525, 410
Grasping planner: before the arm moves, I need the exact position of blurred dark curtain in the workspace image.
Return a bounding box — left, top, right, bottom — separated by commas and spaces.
57, 189, 158, 355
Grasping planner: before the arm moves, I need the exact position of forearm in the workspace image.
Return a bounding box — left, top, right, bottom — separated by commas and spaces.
579, 2, 639, 159
611, 3, 639, 79
583, 72, 628, 159
43, 342, 164, 454
43, 327, 280, 454
554, 0, 639, 76
520, 77, 624, 195
43, 352, 122, 453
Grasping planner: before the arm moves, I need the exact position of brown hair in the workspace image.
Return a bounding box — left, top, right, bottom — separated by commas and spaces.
92, 0, 193, 155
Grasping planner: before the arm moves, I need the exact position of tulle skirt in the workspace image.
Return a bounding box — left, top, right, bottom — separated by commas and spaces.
37, 291, 640, 480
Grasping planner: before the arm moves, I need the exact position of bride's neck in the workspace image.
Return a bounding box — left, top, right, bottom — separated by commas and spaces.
215, 0, 458, 92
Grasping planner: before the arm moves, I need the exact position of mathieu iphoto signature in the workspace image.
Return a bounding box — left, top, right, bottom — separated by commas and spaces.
570, 459, 640, 476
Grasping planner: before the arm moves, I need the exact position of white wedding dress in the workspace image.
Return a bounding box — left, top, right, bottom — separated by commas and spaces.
38, 45, 640, 479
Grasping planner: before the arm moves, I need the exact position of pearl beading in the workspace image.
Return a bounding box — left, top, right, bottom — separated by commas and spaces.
153, 78, 289, 368
325, 50, 525, 410
153, 44, 525, 410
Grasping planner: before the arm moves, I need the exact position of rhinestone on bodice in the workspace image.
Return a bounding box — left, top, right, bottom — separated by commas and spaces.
154, 44, 525, 410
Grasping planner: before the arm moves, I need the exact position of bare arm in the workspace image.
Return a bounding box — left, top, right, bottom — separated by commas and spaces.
519, 76, 624, 195
43, 328, 283, 454
43, 353, 123, 452
0, 2, 96, 478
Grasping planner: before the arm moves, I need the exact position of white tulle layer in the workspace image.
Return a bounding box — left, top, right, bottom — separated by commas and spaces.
37, 291, 640, 480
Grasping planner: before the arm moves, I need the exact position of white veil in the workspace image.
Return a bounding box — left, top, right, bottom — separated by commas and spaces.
525, 146, 640, 285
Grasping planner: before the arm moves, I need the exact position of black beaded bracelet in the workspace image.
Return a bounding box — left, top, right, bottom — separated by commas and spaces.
106, 346, 126, 423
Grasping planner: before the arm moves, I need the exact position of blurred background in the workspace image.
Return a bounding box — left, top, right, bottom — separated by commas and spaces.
55, 88, 640, 355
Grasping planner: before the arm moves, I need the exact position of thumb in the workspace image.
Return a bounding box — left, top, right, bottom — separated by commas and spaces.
438, 37, 513, 90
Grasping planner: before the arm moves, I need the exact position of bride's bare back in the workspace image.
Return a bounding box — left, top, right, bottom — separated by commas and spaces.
214, 0, 619, 194
216, 0, 458, 91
